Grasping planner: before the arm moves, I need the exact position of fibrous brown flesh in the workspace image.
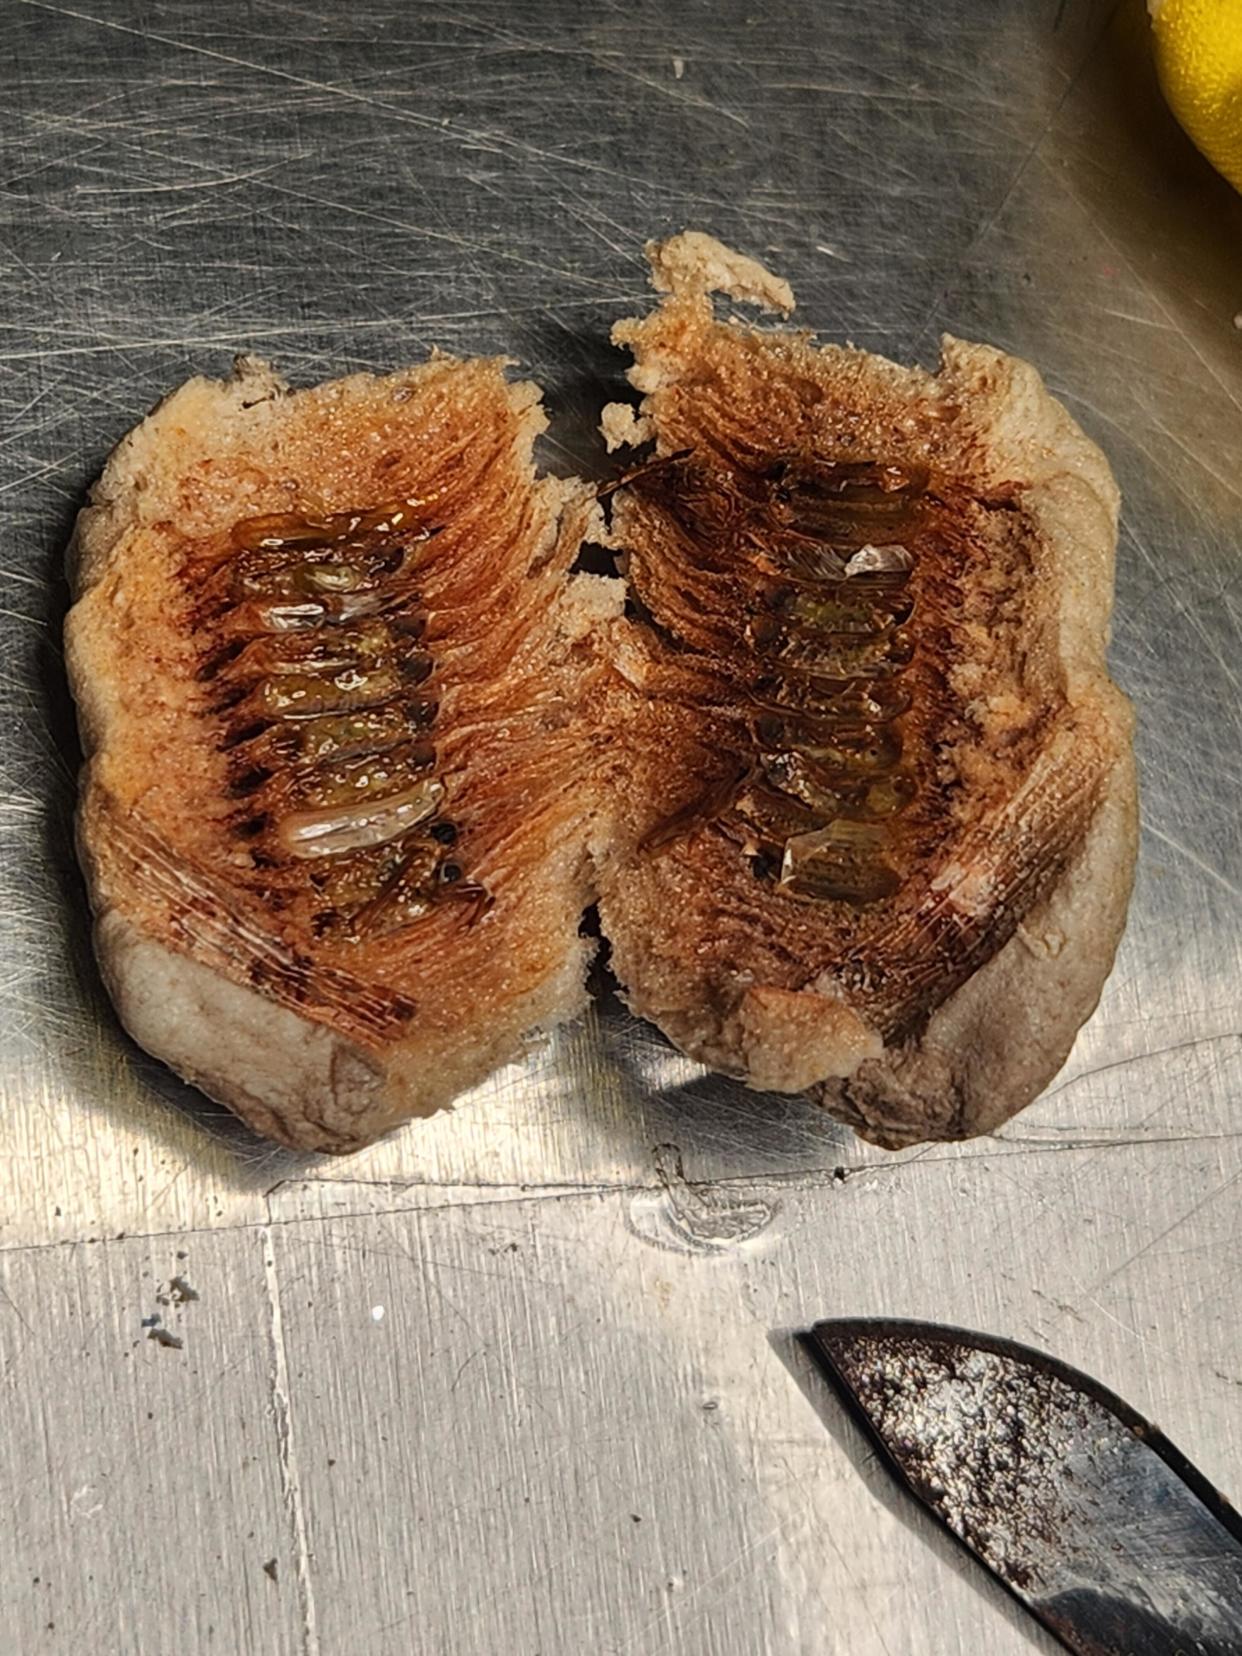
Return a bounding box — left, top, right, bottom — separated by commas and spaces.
68, 235, 1136, 1154
594, 234, 1135, 1143
69, 355, 611, 1150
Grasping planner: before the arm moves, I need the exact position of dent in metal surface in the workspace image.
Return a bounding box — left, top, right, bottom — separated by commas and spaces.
0, 0, 1239, 1652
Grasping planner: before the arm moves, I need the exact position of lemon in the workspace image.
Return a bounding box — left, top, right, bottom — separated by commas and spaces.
1149, 0, 1242, 191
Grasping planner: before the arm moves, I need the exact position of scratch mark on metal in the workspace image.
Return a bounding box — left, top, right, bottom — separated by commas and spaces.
1038, 1032, 1241, 1103
260, 1228, 320, 1656
1086, 1163, 1242, 1300
1145, 823, 1242, 905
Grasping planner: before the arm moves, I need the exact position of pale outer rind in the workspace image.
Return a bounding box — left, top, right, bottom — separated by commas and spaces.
602, 232, 1138, 1148
68, 359, 377, 1151
833, 339, 1137, 1144
67, 356, 601, 1153
826, 335, 1137, 1146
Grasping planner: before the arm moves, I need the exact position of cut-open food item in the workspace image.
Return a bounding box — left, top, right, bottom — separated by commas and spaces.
67, 234, 1136, 1154
596, 232, 1137, 1148
68, 355, 613, 1150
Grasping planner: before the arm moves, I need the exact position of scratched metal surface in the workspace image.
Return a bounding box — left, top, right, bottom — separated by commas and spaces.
0, 1, 1239, 1652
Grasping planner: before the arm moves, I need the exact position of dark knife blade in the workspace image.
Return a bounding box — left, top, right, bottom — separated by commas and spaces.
803, 1319, 1242, 1656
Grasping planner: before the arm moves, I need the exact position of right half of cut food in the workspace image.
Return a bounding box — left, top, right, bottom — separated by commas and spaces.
595, 233, 1137, 1148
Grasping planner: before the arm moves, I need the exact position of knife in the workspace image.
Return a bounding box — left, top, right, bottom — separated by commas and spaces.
802, 1319, 1242, 1656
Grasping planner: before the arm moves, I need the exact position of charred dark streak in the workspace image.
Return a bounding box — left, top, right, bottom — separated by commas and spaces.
634, 453, 927, 906
103, 808, 418, 1041
595, 446, 694, 501
201, 497, 490, 940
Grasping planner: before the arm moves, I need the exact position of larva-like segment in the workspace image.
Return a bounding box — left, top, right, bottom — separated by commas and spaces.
207, 499, 487, 938
634, 455, 923, 906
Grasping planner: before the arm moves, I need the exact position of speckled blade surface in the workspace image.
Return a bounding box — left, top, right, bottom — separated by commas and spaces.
804, 1320, 1242, 1656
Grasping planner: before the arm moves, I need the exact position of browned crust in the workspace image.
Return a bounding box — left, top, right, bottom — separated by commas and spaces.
68, 355, 614, 1152
596, 233, 1137, 1147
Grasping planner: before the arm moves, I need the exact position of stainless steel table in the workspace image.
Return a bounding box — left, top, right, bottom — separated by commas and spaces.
2, 2, 1239, 1652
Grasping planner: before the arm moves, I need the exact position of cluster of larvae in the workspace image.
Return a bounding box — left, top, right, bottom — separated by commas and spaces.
201, 498, 487, 939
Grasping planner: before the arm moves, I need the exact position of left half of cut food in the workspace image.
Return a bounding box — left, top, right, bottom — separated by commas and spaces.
66, 353, 619, 1151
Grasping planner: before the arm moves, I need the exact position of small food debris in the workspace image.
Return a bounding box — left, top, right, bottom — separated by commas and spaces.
262, 1559, 279, 1583
147, 1327, 182, 1350
168, 1276, 199, 1304
141, 1314, 161, 1328
371, 1304, 385, 1323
